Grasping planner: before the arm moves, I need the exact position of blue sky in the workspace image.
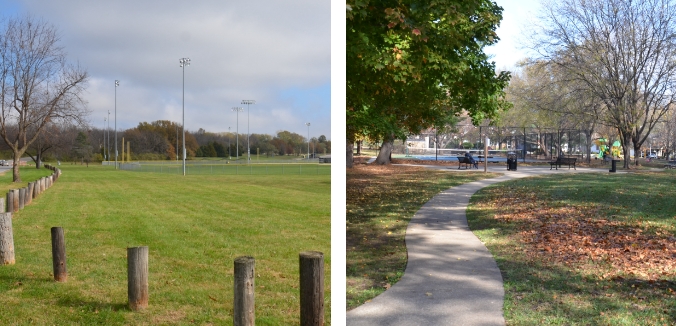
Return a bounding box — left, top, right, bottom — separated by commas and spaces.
1, 0, 331, 139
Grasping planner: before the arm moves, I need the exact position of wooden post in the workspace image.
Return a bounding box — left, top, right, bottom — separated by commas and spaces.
234, 256, 255, 326
11, 189, 18, 213
300, 251, 324, 326
18, 188, 25, 210
127, 246, 149, 311
6, 192, 12, 213
51, 227, 67, 282
122, 137, 125, 163
0, 212, 15, 265
127, 141, 131, 162
33, 181, 39, 198
0, 198, 4, 213
26, 183, 33, 205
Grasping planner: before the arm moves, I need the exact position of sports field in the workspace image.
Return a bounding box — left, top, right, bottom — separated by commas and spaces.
0, 164, 330, 325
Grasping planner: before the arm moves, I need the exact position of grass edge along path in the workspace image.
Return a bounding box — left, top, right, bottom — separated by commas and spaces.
0, 164, 330, 325
466, 171, 676, 325
346, 164, 499, 310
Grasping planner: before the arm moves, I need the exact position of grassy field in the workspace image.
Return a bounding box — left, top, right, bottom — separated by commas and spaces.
0, 164, 330, 325
346, 164, 498, 309
467, 171, 676, 325
121, 162, 331, 176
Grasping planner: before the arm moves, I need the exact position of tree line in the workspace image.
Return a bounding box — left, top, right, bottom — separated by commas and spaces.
0, 120, 331, 163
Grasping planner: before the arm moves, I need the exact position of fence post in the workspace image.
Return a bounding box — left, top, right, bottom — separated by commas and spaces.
11, 189, 19, 213
26, 183, 33, 205
127, 246, 149, 311
234, 256, 255, 326
19, 188, 25, 210
6, 192, 12, 213
0, 212, 15, 265
300, 251, 324, 326
51, 227, 67, 282
0, 198, 4, 213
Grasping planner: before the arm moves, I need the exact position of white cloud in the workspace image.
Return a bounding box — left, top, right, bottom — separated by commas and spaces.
5, 0, 331, 139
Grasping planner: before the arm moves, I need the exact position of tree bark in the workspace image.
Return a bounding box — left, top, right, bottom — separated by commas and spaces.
346, 140, 354, 168
375, 134, 395, 165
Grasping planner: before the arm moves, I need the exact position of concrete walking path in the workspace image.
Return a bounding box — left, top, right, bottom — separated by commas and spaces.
347, 165, 608, 325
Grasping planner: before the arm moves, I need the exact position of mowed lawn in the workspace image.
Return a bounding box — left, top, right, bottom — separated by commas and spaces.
0, 164, 330, 325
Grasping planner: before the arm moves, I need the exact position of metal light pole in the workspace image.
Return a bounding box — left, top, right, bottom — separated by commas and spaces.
241, 100, 255, 163
103, 117, 107, 160
176, 124, 178, 161
228, 126, 232, 159
232, 107, 243, 160
179, 57, 190, 176
107, 110, 110, 163
305, 122, 311, 160
115, 80, 119, 169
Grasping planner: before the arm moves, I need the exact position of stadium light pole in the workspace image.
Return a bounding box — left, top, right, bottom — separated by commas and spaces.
241, 100, 255, 163
114, 80, 119, 169
179, 57, 190, 176
305, 122, 311, 160
103, 117, 106, 160
176, 124, 178, 161
232, 107, 244, 160
107, 110, 110, 163
228, 126, 232, 159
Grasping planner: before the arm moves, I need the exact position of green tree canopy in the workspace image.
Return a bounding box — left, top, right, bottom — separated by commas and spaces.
347, 0, 511, 164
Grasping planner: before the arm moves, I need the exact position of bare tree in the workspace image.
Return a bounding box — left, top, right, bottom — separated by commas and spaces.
0, 15, 88, 182
532, 0, 676, 168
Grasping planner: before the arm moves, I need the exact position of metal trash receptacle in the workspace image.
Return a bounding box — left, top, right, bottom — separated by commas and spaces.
507, 153, 517, 171
610, 159, 619, 173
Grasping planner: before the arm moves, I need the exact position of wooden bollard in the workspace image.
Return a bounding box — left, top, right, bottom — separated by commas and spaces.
33, 181, 39, 198
300, 251, 324, 326
26, 183, 33, 205
234, 256, 255, 326
0, 198, 4, 213
11, 190, 18, 213
0, 212, 15, 265
51, 227, 67, 282
18, 188, 25, 210
5, 192, 11, 213
128, 246, 149, 311
40, 177, 45, 193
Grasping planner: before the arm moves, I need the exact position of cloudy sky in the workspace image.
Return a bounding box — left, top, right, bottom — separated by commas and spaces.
485, 0, 542, 71
1, 0, 331, 140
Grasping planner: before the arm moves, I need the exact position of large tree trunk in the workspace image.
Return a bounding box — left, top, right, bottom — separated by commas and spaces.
585, 130, 593, 164
346, 140, 354, 168
622, 134, 632, 169
12, 156, 21, 183
375, 134, 394, 165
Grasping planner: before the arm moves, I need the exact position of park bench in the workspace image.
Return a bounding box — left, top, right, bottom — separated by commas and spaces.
549, 157, 577, 170
665, 160, 676, 169
457, 156, 480, 169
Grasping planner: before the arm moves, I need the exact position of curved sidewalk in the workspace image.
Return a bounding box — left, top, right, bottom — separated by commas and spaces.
346, 166, 605, 325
